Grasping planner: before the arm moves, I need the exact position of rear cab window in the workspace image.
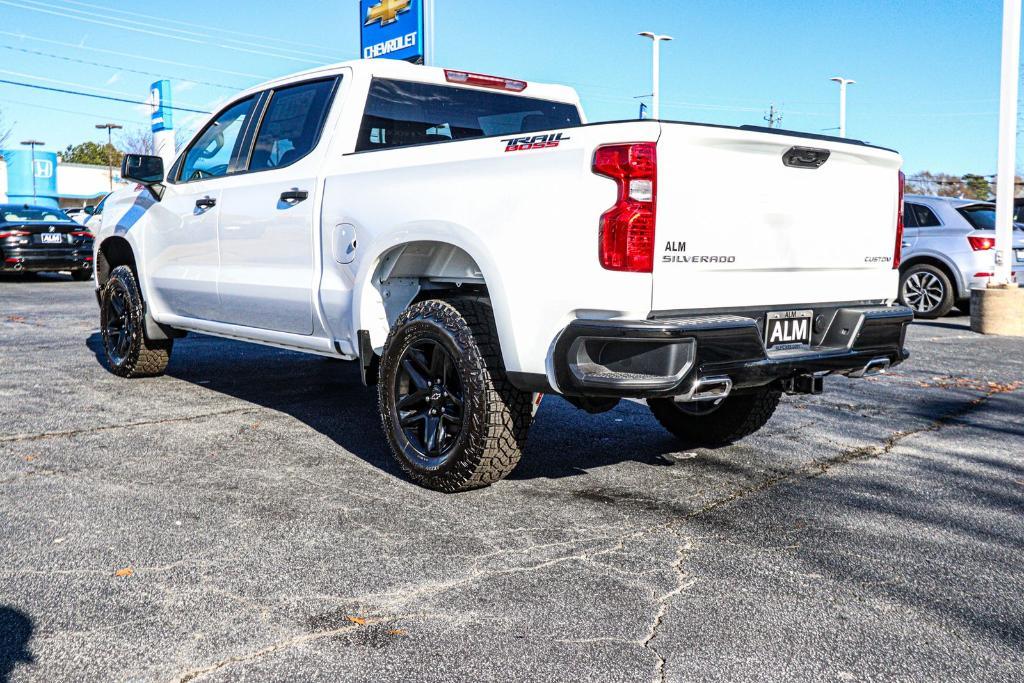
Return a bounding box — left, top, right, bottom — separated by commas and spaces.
356, 78, 582, 152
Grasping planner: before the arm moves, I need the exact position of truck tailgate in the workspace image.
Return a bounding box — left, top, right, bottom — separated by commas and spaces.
652, 125, 902, 312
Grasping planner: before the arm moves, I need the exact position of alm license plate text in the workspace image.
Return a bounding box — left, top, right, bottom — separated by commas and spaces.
40, 233, 63, 244
766, 310, 814, 349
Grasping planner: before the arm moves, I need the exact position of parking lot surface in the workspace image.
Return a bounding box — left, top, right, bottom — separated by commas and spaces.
1, 275, 1023, 682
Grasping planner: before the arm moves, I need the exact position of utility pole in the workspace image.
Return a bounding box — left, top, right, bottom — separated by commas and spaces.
95, 123, 123, 192
638, 32, 673, 120
764, 104, 783, 128
829, 76, 855, 138
19, 139, 44, 202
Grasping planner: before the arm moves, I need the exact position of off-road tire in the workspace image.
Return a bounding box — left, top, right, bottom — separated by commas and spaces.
378, 297, 533, 492
899, 263, 955, 319
99, 265, 172, 378
647, 388, 781, 447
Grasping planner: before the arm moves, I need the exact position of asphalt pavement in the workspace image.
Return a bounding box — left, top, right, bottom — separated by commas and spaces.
1, 273, 1022, 682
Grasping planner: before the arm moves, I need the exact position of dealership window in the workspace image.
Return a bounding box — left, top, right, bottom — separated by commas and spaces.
249, 78, 337, 170
357, 78, 582, 152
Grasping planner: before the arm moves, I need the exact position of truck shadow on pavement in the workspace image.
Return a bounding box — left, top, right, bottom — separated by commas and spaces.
0, 607, 34, 683
85, 332, 703, 483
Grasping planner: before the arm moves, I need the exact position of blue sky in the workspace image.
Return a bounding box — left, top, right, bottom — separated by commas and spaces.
0, 0, 1014, 176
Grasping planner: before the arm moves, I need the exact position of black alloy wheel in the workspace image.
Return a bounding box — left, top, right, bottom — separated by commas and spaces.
98, 265, 172, 378
102, 277, 134, 367
394, 338, 465, 466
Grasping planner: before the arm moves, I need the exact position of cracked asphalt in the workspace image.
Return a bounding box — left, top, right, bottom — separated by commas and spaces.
2, 274, 1023, 682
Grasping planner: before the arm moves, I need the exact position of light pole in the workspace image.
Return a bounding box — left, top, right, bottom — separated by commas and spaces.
639, 32, 673, 120
95, 123, 123, 192
992, 0, 1020, 286
19, 139, 45, 202
830, 77, 855, 138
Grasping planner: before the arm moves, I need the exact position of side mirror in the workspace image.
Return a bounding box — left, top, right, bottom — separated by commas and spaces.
121, 154, 164, 184
121, 154, 165, 201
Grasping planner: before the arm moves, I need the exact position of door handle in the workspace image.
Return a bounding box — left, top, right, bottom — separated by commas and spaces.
195, 196, 216, 209
280, 190, 309, 205
902, 241, 912, 248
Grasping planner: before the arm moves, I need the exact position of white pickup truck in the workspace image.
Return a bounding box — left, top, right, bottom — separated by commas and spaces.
94, 59, 912, 492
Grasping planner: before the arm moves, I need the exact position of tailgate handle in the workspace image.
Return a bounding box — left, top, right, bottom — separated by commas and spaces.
783, 146, 831, 169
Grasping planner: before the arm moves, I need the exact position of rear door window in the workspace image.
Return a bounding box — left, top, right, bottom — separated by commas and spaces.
248, 78, 338, 171
905, 203, 941, 227
357, 78, 581, 152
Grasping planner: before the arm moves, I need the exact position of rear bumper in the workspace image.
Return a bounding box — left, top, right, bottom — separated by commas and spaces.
549, 304, 913, 398
1, 246, 93, 272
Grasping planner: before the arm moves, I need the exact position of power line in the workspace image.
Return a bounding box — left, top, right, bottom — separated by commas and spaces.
0, 95, 145, 126
53, 0, 346, 56
0, 43, 239, 90
0, 78, 211, 114
0, 30, 272, 80
33, 0, 345, 62
0, 68, 209, 108
0, 0, 333, 66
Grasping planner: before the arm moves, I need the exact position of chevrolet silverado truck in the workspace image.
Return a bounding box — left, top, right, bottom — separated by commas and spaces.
93, 59, 912, 492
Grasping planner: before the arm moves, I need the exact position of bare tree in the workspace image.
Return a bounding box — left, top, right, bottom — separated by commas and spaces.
0, 107, 11, 152
118, 127, 188, 156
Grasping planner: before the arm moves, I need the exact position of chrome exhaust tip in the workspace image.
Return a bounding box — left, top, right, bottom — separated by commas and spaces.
676, 375, 733, 403
849, 357, 890, 379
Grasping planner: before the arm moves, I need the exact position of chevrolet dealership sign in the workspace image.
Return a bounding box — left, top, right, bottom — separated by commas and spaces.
360, 0, 426, 63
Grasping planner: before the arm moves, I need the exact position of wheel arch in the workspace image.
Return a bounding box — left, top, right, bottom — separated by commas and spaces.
96, 235, 137, 287
900, 254, 964, 299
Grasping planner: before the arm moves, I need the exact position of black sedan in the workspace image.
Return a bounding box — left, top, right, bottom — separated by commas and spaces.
0, 204, 94, 280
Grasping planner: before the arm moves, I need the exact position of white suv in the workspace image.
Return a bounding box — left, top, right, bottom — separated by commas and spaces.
900, 195, 1024, 318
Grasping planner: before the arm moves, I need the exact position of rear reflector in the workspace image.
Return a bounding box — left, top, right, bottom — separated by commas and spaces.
968, 235, 996, 251
444, 69, 527, 92
593, 142, 658, 273
975, 272, 994, 277
894, 171, 905, 269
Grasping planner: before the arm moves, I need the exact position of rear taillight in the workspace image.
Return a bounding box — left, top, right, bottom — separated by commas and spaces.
894, 171, 905, 269
0, 230, 30, 239
593, 142, 657, 273
70, 231, 94, 239
968, 235, 996, 251
444, 70, 527, 92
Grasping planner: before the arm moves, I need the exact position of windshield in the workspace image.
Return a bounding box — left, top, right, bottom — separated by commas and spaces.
1, 207, 73, 223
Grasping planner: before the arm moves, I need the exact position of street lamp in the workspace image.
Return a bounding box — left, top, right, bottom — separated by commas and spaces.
19, 139, 45, 202
639, 32, 673, 120
95, 123, 123, 192
829, 76, 856, 138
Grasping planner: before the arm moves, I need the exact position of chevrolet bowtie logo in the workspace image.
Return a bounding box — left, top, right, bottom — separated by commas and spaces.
364, 0, 411, 27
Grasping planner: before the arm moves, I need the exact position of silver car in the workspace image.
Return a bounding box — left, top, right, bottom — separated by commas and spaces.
899, 195, 1024, 318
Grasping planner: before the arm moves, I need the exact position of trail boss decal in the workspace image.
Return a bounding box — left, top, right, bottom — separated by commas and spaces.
661, 241, 737, 264
501, 132, 569, 152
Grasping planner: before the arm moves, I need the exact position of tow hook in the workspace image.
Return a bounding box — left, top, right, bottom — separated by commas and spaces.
778, 373, 825, 395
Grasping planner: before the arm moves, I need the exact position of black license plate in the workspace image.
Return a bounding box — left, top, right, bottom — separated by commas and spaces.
766, 310, 813, 350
